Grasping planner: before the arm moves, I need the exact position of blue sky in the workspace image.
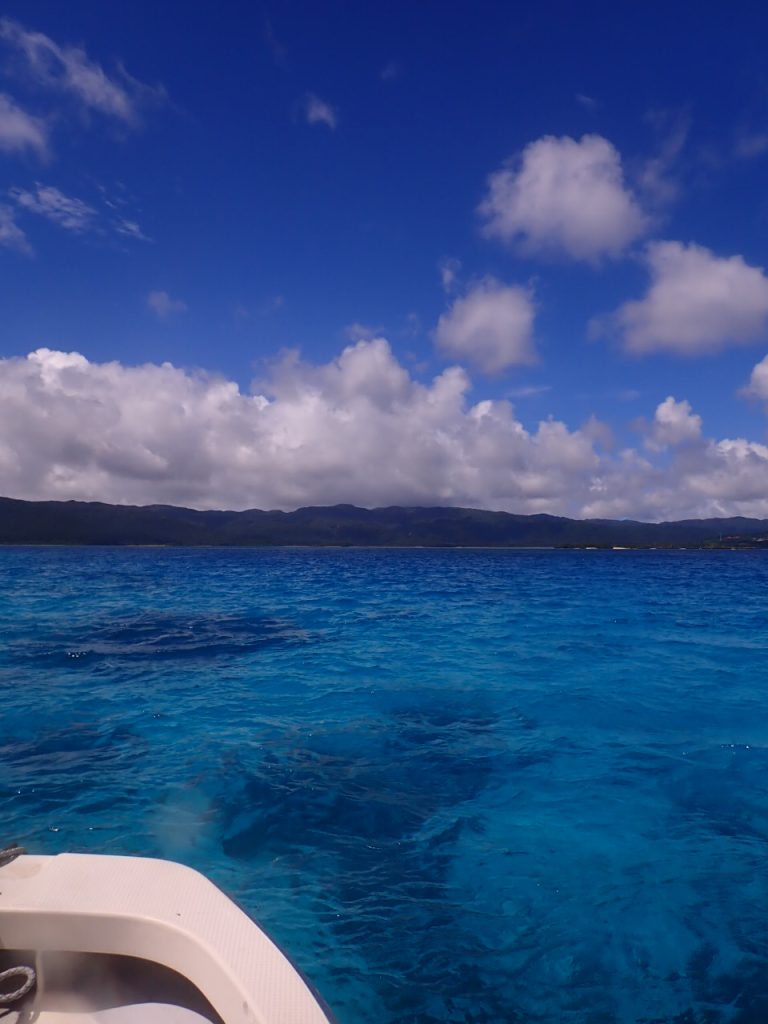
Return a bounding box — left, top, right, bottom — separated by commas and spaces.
2, 1, 768, 518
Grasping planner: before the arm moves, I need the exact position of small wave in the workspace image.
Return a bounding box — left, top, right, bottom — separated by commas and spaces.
10, 610, 309, 664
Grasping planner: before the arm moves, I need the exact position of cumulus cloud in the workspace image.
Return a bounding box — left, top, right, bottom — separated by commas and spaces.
436, 278, 536, 374
0, 204, 30, 252
581, 430, 768, 521
610, 241, 768, 355
647, 396, 702, 450
2, 343, 768, 520
745, 354, 768, 400
0, 17, 163, 125
478, 134, 647, 262
0, 342, 600, 513
147, 290, 187, 318
10, 183, 96, 233
434, 278, 536, 373
0, 93, 47, 157
304, 93, 337, 130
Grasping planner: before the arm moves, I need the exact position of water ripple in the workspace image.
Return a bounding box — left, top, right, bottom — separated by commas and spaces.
2, 547, 768, 1022
9, 609, 309, 664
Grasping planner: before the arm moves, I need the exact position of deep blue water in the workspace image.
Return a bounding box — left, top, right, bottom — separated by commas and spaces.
2, 547, 768, 1023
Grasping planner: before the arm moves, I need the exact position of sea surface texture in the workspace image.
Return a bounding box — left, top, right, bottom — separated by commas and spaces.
1, 547, 768, 1024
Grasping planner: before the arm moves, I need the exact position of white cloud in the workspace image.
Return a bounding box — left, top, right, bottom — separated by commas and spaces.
147, 290, 187, 318
402, 312, 422, 337
581, 436, 768, 521
580, 414, 614, 450
0, 204, 30, 253
439, 257, 461, 293
634, 109, 689, 209
611, 241, 768, 355
0, 93, 47, 157
0, 342, 598, 513
576, 93, 597, 110
647, 396, 702, 450
10, 184, 96, 233
114, 217, 150, 242
745, 354, 768, 400
345, 322, 382, 341
2, 343, 768, 520
0, 17, 163, 125
687, 438, 768, 506
304, 93, 337, 130
6, 184, 148, 245
434, 278, 536, 373
478, 134, 647, 262
508, 384, 551, 398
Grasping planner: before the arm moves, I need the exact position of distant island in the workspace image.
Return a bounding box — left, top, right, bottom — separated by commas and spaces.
1, 496, 767, 548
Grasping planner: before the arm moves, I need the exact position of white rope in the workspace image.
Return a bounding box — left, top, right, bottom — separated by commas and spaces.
0, 965, 36, 1004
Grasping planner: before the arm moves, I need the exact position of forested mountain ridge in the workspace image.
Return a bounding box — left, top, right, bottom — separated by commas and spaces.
0, 496, 766, 548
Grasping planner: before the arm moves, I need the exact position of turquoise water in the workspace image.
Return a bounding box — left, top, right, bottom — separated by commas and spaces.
2, 548, 768, 1023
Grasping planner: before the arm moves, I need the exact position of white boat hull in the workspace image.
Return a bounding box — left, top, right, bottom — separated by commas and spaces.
0, 853, 334, 1024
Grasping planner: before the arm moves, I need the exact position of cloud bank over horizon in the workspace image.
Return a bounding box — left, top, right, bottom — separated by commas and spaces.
2, 342, 768, 522
2, 11, 768, 528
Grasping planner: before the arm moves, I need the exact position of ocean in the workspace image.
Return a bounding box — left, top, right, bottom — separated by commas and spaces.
1, 546, 768, 1023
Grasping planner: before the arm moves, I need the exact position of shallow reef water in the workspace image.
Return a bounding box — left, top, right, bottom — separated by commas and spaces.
2, 546, 768, 1023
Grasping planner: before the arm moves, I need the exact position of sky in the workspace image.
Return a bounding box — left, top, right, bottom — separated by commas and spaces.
3, 2, 768, 519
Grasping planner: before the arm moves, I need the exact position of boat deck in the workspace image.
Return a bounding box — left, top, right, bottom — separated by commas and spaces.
0, 854, 333, 1024
1, 949, 223, 1023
